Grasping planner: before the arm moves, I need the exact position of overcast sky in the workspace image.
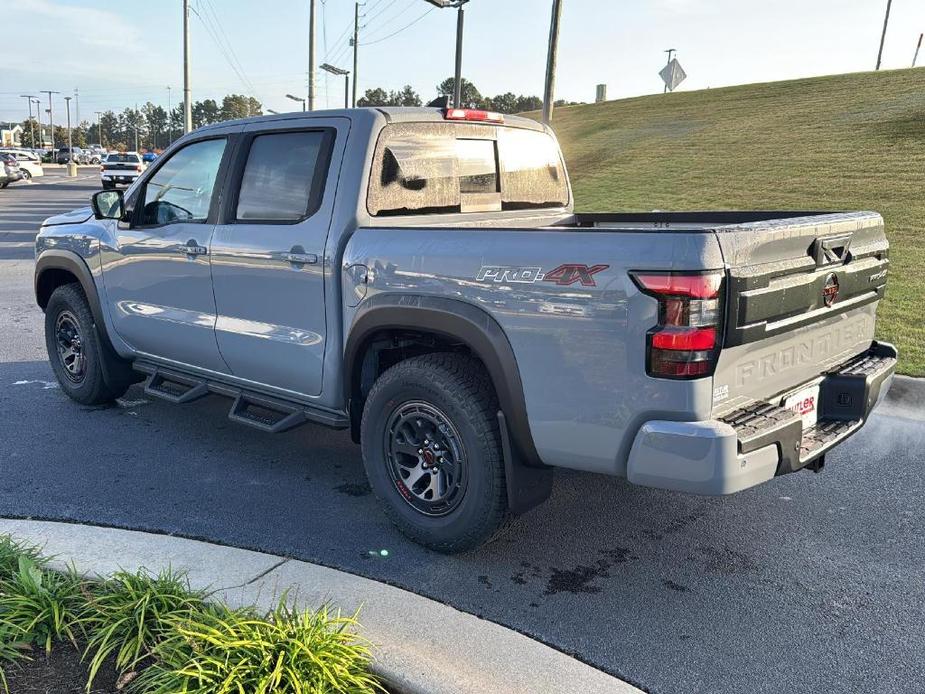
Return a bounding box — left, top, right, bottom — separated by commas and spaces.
2, 0, 924, 124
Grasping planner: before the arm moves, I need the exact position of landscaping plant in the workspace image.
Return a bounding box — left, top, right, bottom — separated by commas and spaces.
133, 598, 383, 694
80, 568, 207, 688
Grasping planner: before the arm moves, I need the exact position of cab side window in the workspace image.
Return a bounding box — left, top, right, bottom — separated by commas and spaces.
140, 138, 226, 226
235, 131, 329, 222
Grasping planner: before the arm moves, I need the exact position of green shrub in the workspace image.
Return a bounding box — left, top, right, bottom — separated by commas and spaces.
0, 555, 84, 653
81, 568, 207, 688
133, 598, 382, 694
0, 536, 45, 581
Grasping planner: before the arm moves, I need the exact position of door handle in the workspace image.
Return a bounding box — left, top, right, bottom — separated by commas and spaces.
183, 240, 208, 258
284, 252, 318, 266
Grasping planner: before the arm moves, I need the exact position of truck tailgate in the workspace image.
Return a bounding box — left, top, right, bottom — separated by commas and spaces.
711, 211, 895, 468
712, 211, 890, 411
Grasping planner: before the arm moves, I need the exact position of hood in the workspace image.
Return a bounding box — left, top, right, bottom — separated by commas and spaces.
42, 206, 93, 227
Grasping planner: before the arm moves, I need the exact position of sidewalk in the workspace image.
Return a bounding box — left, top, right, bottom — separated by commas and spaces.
0, 519, 640, 694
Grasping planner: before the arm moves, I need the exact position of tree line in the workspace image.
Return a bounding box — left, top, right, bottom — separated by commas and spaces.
14, 79, 581, 152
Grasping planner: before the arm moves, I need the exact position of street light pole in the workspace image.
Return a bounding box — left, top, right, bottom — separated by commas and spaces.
913, 33, 923, 68
425, 0, 470, 108
95, 112, 103, 149
40, 91, 59, 149
64, 96, 76, 177
183, 0, 193, 133
542, 0, 563, 124
166, 86, 173, 145
20, 95, 38, 148
286, 94, 307, 111
876, 0, 892, 70
321, 63, 351, 109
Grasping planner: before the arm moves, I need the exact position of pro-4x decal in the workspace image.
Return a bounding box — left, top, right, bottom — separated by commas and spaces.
476, 264, 609, 287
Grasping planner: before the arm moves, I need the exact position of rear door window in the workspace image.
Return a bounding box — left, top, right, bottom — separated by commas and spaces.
234, 131, 330, 222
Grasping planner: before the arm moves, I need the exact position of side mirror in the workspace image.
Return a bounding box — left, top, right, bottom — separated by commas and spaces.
91, 189, 124, 220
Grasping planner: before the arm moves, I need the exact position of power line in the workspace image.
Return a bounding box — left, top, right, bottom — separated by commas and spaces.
360, 7, 434, 46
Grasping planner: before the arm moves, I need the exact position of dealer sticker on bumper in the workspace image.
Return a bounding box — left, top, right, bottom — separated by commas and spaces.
784, 384, 820, 429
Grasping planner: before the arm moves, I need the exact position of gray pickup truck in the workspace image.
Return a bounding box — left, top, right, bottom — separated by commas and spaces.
34, 106, 896, 552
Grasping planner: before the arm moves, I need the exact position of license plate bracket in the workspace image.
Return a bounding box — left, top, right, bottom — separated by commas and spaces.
783, 383, 821, 429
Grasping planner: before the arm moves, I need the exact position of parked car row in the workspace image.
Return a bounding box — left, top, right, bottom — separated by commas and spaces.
0, 153, 23, 188
56, 147, 103, 165
0, 148, 45, 181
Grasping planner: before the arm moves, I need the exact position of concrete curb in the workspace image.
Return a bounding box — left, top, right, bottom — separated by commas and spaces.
0, 519, 640, 694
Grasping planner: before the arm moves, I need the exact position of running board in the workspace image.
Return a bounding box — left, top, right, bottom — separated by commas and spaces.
144, 369, 209, 404
229, 392, 307, 434
133, 361, 349, 432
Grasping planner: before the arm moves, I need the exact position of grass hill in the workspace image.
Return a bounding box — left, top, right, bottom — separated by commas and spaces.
542, 68, 925, 375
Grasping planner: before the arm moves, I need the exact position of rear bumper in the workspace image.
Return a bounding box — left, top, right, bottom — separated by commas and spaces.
626, 340, 897, 495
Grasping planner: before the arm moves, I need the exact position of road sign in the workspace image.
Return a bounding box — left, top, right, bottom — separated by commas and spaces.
659, 58, 687, 92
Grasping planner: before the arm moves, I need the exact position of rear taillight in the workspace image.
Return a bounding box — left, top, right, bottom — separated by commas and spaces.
631, 271, 724, 379
135, 165, 143, 172
100, 165, 104, 172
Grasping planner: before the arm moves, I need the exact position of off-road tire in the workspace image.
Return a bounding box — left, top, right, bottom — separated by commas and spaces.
361, 353, 509, 553
44, 283, 133, 405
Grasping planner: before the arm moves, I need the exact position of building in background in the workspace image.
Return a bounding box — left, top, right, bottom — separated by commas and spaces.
595, 84, 607, 103
0, 123, 23, 147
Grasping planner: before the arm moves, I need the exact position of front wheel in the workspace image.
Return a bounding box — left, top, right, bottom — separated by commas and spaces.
21, 170, 31, 181
360, 354, 509, 553
44, 284, 133, 405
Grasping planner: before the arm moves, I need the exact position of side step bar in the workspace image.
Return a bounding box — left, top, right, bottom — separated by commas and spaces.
135, 363, 348, 433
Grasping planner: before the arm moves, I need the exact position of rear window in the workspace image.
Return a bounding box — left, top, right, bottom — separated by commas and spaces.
368, 122, 568, 217
106, 154, 140, 163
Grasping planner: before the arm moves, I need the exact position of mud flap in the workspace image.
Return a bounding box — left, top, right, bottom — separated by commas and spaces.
497, 411, 553, 515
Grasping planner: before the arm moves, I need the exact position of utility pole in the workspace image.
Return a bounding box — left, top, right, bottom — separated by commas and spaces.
352, 2, 360, 108
166, 86, 173, 145
876, 0, 892, 70
913, 33, 923, 68
74, 87, 80, 126
542, 0, 564, 125
183, 0, 193, 133
95, 111, 103, 148
20, 95, 38, 148
308, 0, 316, 111
135, 102, 140, 152
40, 90, 59, 149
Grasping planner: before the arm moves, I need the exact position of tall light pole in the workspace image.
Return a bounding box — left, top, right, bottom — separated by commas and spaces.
95, 111, 104, 149
286, 94, 307, 111
308, 0, 317, 111
321, 63, 351, 108
876, 0, 892, 70
426, 0, 470, 108
166, 86, 173, 145
40, 90, 59, 149
542, 0, 564, 124
64, 96, 76, 176
74, 87, 80, 126
913, 32, 923, 68
183, 0, 193, 133
20, 95, 38, 148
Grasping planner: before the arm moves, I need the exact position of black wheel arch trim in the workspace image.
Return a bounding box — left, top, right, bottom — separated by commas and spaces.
35, 249, 110, 344
344, 294, 545, 471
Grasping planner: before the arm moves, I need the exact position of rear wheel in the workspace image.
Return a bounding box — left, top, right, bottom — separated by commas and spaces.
44, 284, 133, 405
21, 170, 31, 181
360, 353, 509, 553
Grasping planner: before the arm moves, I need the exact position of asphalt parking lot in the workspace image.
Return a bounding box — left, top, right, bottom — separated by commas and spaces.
1, 173, 923, 693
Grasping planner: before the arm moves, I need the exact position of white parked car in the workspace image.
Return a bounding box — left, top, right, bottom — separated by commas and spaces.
100, 152, 145, 189
0, 148, 44, 181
